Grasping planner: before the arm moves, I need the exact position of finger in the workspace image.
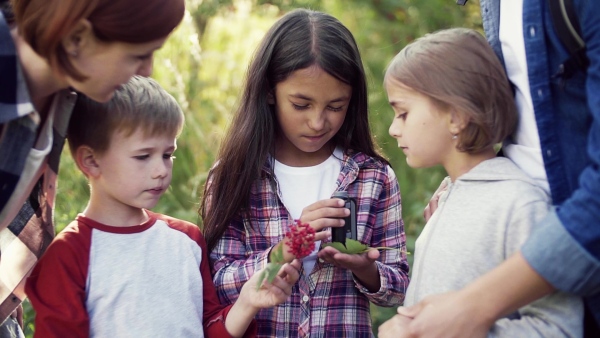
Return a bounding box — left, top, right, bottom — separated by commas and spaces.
397, 304, 420, 318
317, 246, 339, 260
423, 204, 432, 221
278, 262, 300, 283
313, 230, 331, 242
367, 248, 380, 260
300, 198, 346, 214
270, 276, 293, 296
302, 209, 348, 229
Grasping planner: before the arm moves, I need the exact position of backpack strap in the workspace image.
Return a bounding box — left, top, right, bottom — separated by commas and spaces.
548, 0, 589, 77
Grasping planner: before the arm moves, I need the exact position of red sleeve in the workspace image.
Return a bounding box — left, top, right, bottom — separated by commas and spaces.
199, 231, 257, 338
24, 221, 91, 338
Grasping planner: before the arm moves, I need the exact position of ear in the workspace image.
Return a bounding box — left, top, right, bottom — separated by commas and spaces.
61, 19, 94, 58
447, 109, 468, 136
267, 91, 275, 105
75, 145, 101, 178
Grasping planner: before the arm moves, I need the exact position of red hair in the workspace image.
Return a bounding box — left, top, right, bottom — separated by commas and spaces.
12, 0, 185, 79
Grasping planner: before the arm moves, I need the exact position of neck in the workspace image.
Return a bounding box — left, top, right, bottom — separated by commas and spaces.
444, 147, 497, 182
84, 192, 150, 227
12, 28, 69, 118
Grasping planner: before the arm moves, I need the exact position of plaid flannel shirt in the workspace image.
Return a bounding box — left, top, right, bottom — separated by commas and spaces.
210, 151, 410, 338
0, 11, 76, 324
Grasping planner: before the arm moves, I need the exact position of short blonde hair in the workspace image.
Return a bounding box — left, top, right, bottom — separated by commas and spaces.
67, 76, 184, 156
385, 28, 517, 153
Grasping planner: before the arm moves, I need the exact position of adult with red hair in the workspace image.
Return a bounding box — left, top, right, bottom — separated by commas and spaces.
0, 0, 184, 336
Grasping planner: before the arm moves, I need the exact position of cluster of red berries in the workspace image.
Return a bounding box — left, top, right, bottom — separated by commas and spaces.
285, 220, 316, 259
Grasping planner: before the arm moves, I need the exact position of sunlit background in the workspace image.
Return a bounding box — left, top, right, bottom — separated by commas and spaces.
23, 0, 482, 336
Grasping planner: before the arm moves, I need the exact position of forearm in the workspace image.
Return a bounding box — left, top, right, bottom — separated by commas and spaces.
462, 252, 554, 321
352, 262, 380, 292
224, 297, 258, 338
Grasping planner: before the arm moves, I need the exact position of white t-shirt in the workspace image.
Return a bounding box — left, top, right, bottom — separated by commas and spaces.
274, 147, 343, 274
499, 0, 550, 195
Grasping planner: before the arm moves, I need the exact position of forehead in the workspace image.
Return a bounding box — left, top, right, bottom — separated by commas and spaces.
277, 66, 352, 98
109, 127, 176, 147
385, 78, 421, 101
103, 36, 168, 54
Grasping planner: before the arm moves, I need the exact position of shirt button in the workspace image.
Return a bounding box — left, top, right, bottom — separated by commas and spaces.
302, 295, 309, 302
529, 26, 536, 37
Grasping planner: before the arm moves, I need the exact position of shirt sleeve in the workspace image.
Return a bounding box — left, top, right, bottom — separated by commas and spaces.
521, 0, 600, 296
352, 165, 410, 306
209, 213, 271, 305
24, 224, 90, 338
199, 235, 257, 338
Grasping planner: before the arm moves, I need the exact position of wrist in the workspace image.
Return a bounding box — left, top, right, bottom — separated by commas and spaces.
459, 282, 500, 328
237, 283, 261, 314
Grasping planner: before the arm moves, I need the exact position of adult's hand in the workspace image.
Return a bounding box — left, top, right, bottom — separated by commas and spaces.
396, 291, 491, 338
378, 313, 413, 338
423, 179, 448, 222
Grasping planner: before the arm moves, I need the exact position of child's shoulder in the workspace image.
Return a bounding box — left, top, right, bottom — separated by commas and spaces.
147, 211, 205, 244
346, 151, 390, 170
461, 157, 549, 203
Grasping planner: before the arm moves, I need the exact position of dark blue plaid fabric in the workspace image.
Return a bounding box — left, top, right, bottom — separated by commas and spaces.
0, 11, 76, 324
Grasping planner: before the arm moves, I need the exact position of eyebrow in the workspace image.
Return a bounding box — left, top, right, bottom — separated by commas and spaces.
134, 145, 176, 153
289, 93, 351, 103
388, 100, 406, 107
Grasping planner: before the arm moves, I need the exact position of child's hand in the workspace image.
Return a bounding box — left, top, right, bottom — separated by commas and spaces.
317, 246, 381, 292
241, 259, 301, 310
298, 198, 349, 241
273, 198, 348, 263
317, 245, 380, 270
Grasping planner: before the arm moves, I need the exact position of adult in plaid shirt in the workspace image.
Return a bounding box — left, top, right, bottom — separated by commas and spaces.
201, 9, 410, 337
0, 0, 184, 336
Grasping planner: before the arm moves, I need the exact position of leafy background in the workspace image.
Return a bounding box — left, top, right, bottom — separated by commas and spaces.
23, 0, 482, 336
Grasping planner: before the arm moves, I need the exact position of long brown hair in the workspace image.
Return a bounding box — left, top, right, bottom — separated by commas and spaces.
12, 0, 184, 80
200, 9, 386, 252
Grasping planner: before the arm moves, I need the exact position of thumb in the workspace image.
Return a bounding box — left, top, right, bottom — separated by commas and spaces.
397, 303, 422, 318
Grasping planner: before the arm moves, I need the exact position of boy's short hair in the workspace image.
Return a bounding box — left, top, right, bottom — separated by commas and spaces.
384, 28, 518, 153
67, 75, 184, 156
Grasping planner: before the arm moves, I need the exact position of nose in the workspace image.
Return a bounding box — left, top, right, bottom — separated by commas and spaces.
389, 119, 402, 139
152, 159, 169, 179
137, 56, 154, 77
307, 109, 325, 131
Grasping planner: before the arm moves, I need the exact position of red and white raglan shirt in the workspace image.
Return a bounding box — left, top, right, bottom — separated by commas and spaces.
25, 210, 256, 337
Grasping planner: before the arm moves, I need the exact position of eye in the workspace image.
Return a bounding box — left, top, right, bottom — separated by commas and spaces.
136, 53, 152, 61
134, 154, 149, 160
292, 103, 309, 111
397, 112, 408, 121
328, 105, 344, 112
163, 153, 175, 160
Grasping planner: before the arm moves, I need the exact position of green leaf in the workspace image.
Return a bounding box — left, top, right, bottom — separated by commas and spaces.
256, 262, 283, 290
323, 241, 349, 253
345, 239, 369, 254
323, 239, 369, 254
270, 244, 284, 264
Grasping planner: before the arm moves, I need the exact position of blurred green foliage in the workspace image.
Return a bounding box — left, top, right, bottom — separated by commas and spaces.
23, 0, 482, 336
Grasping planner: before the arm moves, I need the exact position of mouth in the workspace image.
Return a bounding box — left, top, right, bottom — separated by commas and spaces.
304, 134, 326, 141
146, 187, 164, 195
